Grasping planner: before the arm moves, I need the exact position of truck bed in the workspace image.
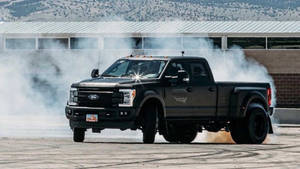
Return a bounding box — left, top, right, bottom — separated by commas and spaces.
215, 81, 270, 118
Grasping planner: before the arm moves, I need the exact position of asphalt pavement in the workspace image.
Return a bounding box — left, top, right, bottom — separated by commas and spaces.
0, 126, 300, 169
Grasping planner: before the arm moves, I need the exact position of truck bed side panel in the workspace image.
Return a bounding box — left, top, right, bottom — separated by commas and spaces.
216, 82, 269, 119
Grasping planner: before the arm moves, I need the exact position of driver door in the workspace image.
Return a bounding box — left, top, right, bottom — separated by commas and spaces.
163, 61, 194, 118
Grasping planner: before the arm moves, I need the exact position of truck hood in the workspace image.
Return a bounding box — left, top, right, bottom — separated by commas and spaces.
72, 77, 158, 88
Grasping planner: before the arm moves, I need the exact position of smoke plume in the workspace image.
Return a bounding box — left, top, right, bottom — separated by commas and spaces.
0, 22, 276, 143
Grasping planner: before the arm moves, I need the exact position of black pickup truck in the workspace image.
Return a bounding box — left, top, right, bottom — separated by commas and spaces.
66, 56, 274, 144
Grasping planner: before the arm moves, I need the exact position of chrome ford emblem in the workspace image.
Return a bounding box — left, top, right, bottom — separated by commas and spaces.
88, 94, 99, 100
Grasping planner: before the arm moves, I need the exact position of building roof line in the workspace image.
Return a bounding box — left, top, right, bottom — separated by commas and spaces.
1, 21, 300, 34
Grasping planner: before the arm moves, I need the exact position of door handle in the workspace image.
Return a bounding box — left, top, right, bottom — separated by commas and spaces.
186, 87, 192, 92
208, 87, 215, 92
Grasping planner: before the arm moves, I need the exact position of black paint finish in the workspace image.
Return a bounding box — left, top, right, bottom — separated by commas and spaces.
66, 56, 272, 132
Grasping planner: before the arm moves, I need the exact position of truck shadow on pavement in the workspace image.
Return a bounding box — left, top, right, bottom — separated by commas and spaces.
83, 141, 282, 145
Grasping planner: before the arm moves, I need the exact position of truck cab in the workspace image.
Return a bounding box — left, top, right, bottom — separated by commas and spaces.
66, 56, 273, 144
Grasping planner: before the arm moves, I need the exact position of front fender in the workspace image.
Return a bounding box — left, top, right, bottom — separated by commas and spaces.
135, 90, 166, 117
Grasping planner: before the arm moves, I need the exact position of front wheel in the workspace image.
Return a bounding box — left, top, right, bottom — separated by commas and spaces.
73, 128, 85, 142
142, 106, 157, 144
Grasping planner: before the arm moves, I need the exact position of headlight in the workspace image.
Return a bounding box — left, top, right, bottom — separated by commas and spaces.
68, 87, 78, 106
119, 89, 136, 107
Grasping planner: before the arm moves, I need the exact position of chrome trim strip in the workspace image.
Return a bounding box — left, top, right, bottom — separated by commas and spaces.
79, 91, 113, 94
66, 105, 106, 110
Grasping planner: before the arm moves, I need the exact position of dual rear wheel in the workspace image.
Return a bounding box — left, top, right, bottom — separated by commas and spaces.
230, 103, 269, 144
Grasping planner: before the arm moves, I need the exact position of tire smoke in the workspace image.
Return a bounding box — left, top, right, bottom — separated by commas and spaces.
0, 22, 276, 143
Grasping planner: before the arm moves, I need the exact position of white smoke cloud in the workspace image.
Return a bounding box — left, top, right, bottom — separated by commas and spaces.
0, 22, 276, 142
0, 32, 138, 138
0, 50, 97, 137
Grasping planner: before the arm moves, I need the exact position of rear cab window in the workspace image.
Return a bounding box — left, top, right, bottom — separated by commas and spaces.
163, 59, 213, 85
188, 61, 212, 85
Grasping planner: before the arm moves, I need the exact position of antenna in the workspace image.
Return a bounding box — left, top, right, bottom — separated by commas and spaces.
181, 51, 185, 56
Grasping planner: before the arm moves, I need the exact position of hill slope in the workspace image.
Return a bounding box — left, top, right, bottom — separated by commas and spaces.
0, 0, 299, 21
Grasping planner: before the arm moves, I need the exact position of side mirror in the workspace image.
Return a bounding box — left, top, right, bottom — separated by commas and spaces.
164, 75, 178, 85
178, 70, 189, 84
164, 70, 189, 85
91, 69, 99, 78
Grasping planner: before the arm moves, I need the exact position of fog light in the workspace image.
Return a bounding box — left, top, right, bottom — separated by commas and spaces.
120, 111, 129, 116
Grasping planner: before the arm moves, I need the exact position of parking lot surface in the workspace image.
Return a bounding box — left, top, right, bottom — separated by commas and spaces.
0, 127, 299, 169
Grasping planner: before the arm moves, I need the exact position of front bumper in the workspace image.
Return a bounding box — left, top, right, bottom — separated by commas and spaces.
65, 105, 137, 130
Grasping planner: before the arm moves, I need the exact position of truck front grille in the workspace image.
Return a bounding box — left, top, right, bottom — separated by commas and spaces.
77, 88, 122, 107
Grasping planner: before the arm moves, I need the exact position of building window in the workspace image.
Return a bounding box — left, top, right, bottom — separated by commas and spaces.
183, 37, 221, 49
104, 37, 142, 49
38, 38, 68, 49
268, 38, 300, 49
6, 38, 36, 49
144, 37, 182, 49
228, 37, 266, 49
70, 37, 98, 49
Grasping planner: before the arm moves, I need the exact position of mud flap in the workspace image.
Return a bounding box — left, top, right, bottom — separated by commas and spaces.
268, 116, 274, 134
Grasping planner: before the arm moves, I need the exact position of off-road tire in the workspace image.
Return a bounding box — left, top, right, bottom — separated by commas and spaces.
73, 128, 85, 142
230, 119, 249, 144
230, 103, 269, 144
142, 106, 157, 144
247, 105, 269, 144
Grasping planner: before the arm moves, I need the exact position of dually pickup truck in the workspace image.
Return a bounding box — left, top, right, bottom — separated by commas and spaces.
66, 56, 274, 144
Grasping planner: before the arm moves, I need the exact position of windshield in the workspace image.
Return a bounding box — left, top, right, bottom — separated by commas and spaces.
102, 59, 167, 79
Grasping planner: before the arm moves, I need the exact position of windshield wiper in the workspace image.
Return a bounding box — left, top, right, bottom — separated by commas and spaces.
101, 74, 118, 77
121, 74, 131, 77
121, 74, 139, 78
